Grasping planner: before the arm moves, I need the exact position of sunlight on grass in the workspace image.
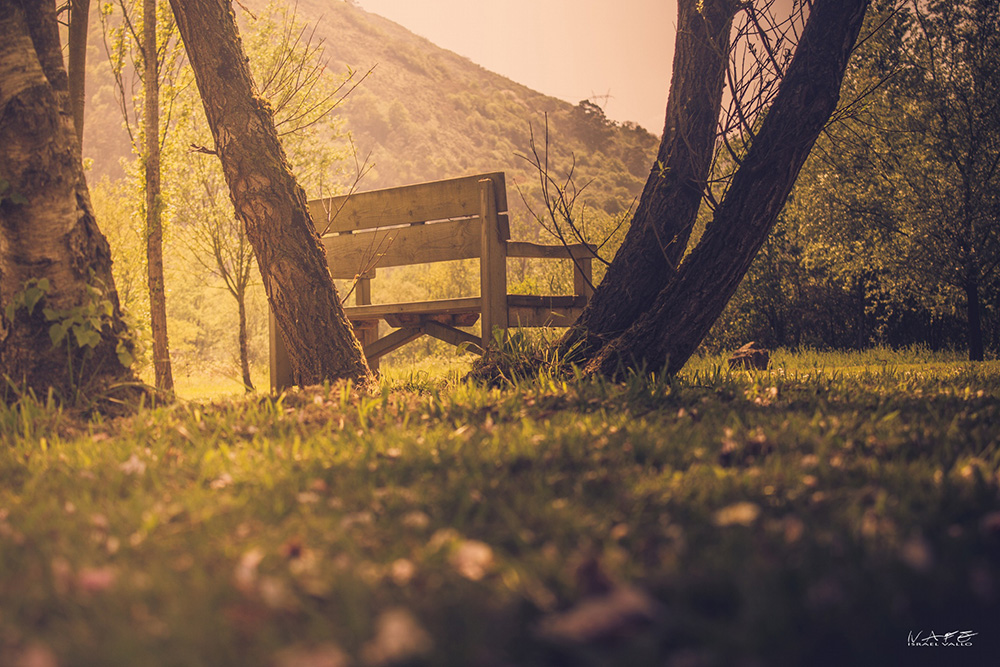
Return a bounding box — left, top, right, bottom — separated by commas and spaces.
1, 349, 997, 666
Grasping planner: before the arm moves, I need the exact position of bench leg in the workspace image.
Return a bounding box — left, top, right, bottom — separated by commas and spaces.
480, 178, 508, 349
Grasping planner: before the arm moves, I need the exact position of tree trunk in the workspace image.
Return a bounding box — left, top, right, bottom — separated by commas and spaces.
144, 0, 174, 392
1, 0, 134, 401
168, 0, 373, 388
965, 275, 984, 361
236, 287, 254, 391
67, 0, 89, 143
588, 0, 871, 376
561, 0, 738, 360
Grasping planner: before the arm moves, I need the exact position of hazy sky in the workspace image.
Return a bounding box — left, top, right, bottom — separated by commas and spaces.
357, 0, 676, 134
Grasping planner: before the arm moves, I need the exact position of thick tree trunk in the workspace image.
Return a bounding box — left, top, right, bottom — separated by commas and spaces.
561, 0, 738, 359
144, 0, 174, 392
236, 288, 253, 391
168, 0, 373, 388
67, 0, 89, 143
0, 0, 133, 400
589, 0, 870, 376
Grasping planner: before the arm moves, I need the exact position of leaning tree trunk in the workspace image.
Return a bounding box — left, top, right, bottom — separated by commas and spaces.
589, 0, 871, 377
561, 0, 738, 361
168, 0, 373, 388
67, 0, 90, 143
144, 0, 174, 392
0, 0, 134, 400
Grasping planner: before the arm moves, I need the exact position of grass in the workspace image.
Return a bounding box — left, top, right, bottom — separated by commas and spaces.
1, 350, 998, 666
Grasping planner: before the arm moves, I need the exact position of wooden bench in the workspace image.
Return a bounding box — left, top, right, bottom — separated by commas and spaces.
269, 172, 595, 390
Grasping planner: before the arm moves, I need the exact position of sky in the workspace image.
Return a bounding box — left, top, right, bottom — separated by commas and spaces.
357, 0, 676, 134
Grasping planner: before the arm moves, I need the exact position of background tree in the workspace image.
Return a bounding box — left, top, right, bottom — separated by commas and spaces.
171, 2, 362, 391
1, 0, 133, 401
886, 0, 1000, 360
709, 0, 999, 360
168, 0, 373, 388
101, 0, 184, 390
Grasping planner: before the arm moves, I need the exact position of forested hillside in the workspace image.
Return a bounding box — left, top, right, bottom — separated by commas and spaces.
82, 0, 658, 224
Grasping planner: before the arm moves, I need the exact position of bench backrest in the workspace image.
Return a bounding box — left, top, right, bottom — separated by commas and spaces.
307, 172, 510, 279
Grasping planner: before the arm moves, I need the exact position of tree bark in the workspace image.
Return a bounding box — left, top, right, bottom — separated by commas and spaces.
1, 0, 133, 400
144, 0, 174, 392
965, 274, 984, 361
588, 0, 871, 376
560, 0, 738, 360
67, 0, 89, 143
168, 0, 373, 388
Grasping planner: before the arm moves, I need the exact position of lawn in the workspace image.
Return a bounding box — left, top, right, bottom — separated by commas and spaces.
1, 350, 998, 666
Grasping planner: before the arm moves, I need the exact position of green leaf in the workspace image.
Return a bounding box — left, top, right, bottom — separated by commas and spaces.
116, 340, 134, 368
49, 322, 68, 346
73, 324, 101, 349
23, 287, 44, 315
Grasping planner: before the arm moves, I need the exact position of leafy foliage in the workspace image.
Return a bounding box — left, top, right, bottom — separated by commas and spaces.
706, 0, 1000, 358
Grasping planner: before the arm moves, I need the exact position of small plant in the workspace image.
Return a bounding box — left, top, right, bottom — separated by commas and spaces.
466, 327, 582, 386
5, 275, 136, 404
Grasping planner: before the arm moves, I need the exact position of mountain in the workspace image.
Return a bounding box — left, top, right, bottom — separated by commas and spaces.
81, 0, 659, 233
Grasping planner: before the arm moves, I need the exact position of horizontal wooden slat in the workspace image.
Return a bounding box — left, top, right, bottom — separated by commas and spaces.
506, 241, 597, 259
344, 297, 482, 322
384, 312, 480, 328
309, 172, 507, 233
507, 294, 587, 309
324, 219, 480, 278
508, 306, 585, 328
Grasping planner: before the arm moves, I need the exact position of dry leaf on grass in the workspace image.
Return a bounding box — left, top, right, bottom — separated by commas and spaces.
536, 585, 659, 643
449, 540, 494, 581
272, 643, 349, 667
360, 608, 433, 666
713, 501, 761, 527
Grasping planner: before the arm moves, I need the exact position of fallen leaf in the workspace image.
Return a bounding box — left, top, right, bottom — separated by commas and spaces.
390, 558, 416, 586
713, 502, 761, 527
119, 454, 146, 475
234, 547, 265, 594
536, 585, 658, 643
11, 643, 59, 667
401, 511, 430, 531
900, 535, 934, 573
210, 473, 233, 490
360, 608, 433, 666
259, 576, 295, 610
449, 540, 494, 581
76, 566, 117, 594
272, 643, 349, 667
